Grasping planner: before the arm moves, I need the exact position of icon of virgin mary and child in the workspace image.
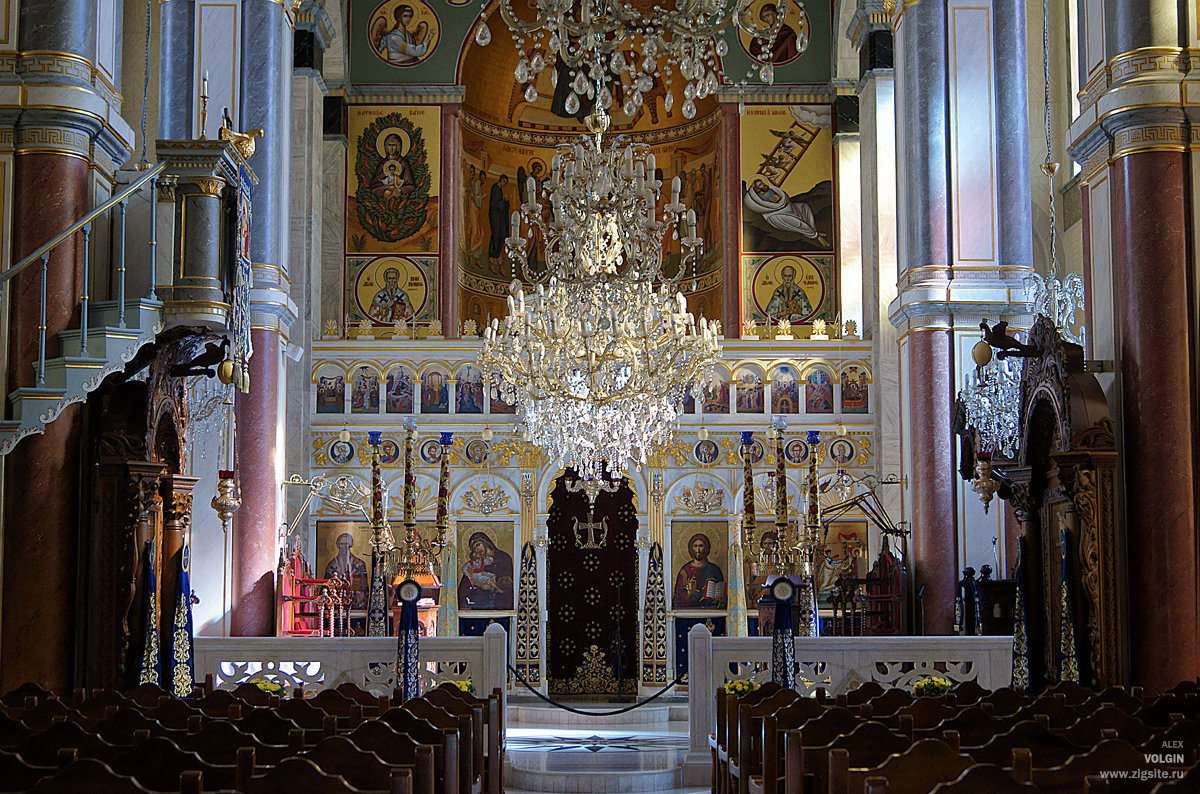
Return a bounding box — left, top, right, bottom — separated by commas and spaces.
457, 532, 514, 610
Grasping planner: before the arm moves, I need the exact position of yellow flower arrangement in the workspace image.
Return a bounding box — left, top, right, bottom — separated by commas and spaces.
447, 680, 476, 694
723, 679, 759, 697
912, 676, 953, 697
248, 677, 285, 695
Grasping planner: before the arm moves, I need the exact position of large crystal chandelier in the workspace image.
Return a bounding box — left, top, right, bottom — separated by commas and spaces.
475, 0, 803, 119
479, 107, 721, 481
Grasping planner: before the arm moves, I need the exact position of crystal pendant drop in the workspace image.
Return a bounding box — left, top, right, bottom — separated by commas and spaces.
612, 51, 627, 73
531, 51, 545, 72
664, 91, 674, 112
525, 84, 539, 103
682, 98, 697, 118
760, 63, 774, 84
549, 31, 560, 50
572, 71, 589, 95
565, 92, 580, 115
623, 98, 637, 117
598, 86, 613, 108
475, 21, 492, 46
716, 39, 728, 56
515, 59, 531, 83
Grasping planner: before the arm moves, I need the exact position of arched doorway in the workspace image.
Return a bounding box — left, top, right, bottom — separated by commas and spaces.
546, 470, 638, 698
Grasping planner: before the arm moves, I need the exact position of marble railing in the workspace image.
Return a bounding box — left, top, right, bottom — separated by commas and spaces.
681, 626, 1014, 785
193, 624, 508, 702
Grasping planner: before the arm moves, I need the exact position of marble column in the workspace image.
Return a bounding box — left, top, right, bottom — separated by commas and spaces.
1, 0, 130, 691
233, 328, 283, 636
440, 102, 462, 337
720, 102, 741, 337
158, 0, 193, 139
1062, 0, 1197, 689
992, 0, 1032, 272
1111, 147, 1198, 690
231, 0, 296, 636
890, 0, 955, 634
908, 330, 957, 635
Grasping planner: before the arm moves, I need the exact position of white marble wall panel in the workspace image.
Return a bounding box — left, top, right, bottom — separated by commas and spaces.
194, 2, 241, 139
1084, 0, 1105, 79
947, 2, 999, 267
95, 0, 118, 85
0, 0, 15, 50
287, 74, 325, 526
189, 397, 235, 637
321, 140, 346, 331
860, 76, 902, 524
953, 327, 1006, 575
1086, 175, 1117, 411
838, 135, 863, 336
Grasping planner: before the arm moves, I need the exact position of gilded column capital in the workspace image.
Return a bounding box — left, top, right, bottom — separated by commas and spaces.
191, 178, 226, 198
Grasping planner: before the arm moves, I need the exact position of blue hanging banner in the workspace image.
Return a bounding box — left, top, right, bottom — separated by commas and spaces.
138, 540, 161, 686
232, 165, 254, 391
395, 578, 422, 699
769, 578, 797, 688
168, 542, 195, 697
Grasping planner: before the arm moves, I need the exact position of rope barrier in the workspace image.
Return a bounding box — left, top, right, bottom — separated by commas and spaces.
507, 664, 686, 717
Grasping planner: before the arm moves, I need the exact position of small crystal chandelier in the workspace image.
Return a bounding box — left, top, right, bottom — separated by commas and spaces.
480, 103, 722, 481
475, 0, 804, 120
958, 339, 1023, 460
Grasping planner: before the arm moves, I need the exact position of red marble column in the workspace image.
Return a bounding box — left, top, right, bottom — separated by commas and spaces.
908, 329, 957, 634
1, 152, 90, 691
231, 328, 281, 636
1111, 150, 1200, 692
439, 103, 461, 338
720, 102, 741, 338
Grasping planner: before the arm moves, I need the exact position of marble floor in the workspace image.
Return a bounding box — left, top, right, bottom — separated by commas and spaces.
503, 698, 708, 794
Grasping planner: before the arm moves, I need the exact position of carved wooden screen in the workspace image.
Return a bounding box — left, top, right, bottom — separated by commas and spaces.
546, 470, 639, 698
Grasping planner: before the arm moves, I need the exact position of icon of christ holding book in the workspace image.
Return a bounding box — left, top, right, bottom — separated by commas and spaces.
673, 532, 727, 609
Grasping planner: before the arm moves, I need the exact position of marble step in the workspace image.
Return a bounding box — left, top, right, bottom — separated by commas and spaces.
508, 701, 676, 726
505, 728, 689, 793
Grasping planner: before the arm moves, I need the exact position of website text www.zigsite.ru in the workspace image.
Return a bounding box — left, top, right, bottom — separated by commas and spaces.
1095, 745, 1190, 783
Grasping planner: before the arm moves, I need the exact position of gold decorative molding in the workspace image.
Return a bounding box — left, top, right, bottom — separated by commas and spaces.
1082, 144, 1110, 184
1111, 124, 1187, 159
460, 106, 721, 148
13, 125, 89, 155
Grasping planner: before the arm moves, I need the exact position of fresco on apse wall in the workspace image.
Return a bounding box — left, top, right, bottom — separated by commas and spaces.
317, 374, 345, 414
743, 253, 836, 327
349, 0, 477, 84
813, 520, 867, 595
456, 521, 516, 611
346, 106, 440, 255
386, 366, 415, 413
351, 366, 381, 414
740, 105, 834, 255
702, 378, 730, 414
422, 367, 449, 413
736, 371, 765, 413
671, 521, 729, 611
456, 365, 485, 413
841, 366, 869, 414
772, 365, 800, 413
828, 437, 857, 466
735, 0, 811, 66
367, 0, 441, 68
457, 122, 724, 327
317, 520, 373, 608
346, 255, 437, 332
806, 366, 834, 414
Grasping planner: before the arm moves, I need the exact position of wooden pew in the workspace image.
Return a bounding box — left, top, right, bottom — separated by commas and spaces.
829, 738, 973, 794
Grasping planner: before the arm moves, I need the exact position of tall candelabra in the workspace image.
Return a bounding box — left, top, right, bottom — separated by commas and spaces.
394, 419, 453, 581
